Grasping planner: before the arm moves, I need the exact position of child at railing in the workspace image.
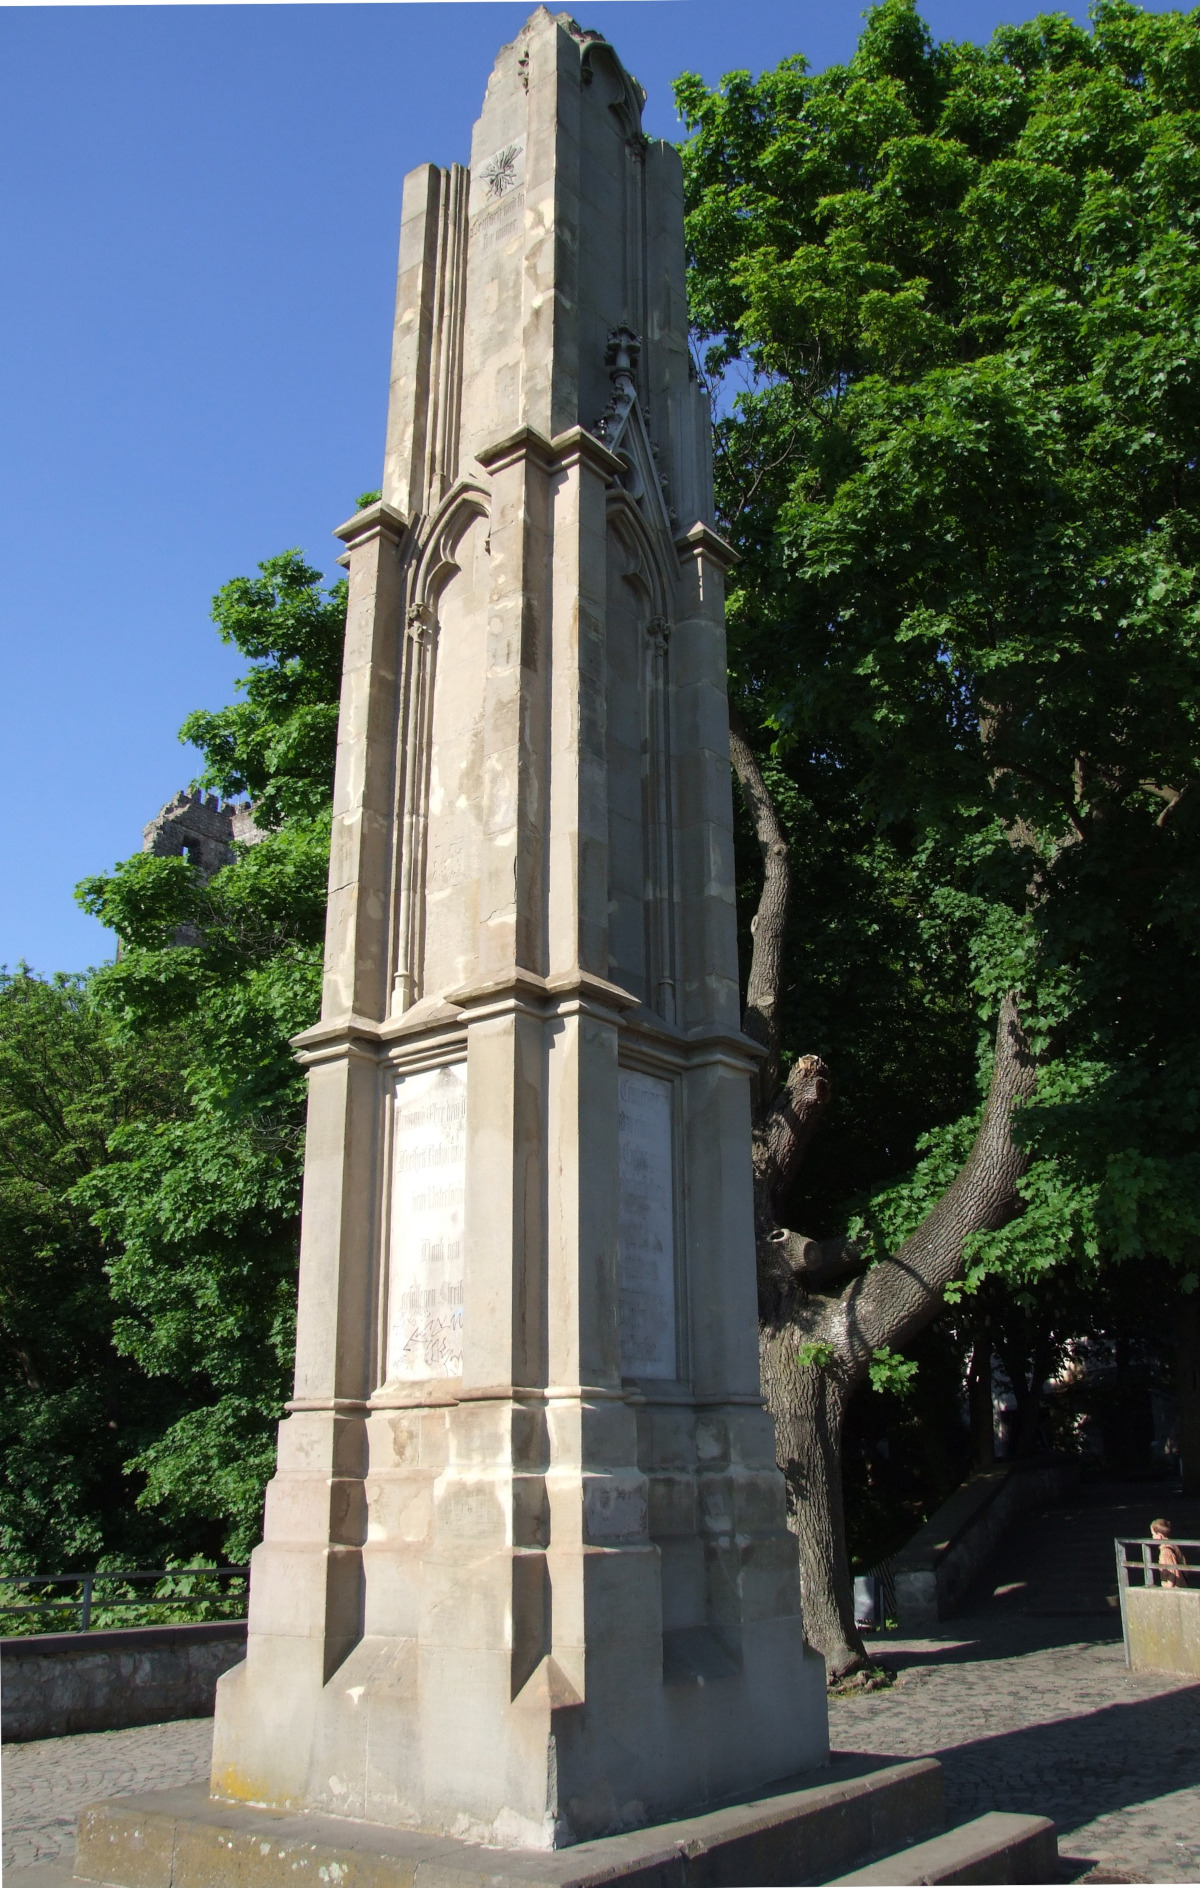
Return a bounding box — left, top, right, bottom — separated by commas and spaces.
1151, 1518, 1188, 1587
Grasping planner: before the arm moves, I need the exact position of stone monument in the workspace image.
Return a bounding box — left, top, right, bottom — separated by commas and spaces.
210, 4, 828, 1849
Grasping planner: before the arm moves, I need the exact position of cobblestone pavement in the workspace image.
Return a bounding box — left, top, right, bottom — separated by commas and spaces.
4, 1485, 1199, 1885
834, 1482, 1200, 1883
2, 1715, 212, 1874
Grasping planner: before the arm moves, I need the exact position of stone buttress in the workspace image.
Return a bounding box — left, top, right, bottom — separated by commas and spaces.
211, 8, 828, 1847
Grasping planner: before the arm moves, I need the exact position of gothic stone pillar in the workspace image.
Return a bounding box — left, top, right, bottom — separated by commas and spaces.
211, 7, 827, 1846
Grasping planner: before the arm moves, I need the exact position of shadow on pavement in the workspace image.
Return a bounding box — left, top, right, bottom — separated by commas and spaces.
925, 1683, 1200, 1830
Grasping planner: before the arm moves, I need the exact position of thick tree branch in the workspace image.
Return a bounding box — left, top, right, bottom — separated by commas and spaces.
753, 1054, 831, 1219
727, 736, 1038, 1680
1156, 778, 1195, 829
834, 992, 1036, 1367
729, 715, 790, 1112
994, 757, 1090, 842
979, 701, 1088, 843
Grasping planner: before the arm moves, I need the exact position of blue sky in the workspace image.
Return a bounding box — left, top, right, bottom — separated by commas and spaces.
0, 0, 1126, 974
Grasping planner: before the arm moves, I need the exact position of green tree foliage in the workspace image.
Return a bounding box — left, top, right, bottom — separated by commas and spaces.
74, 551, 346, 1560
178, 551, 346, 829
0, 969, 195, 1571
679, 0, 1200, 1347
731, 755, 980, 1230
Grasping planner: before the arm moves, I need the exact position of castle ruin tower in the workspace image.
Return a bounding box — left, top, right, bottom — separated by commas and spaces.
211, 8, 828, 1844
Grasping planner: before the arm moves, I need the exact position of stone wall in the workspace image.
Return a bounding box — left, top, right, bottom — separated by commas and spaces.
1, 1621, 246, 1742
1124, 1586, 1200, 1676
893, 1457, 1081, 1629
142, 790, 262, 881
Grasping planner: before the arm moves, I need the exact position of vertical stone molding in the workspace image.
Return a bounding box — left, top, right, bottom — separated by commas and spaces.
211, 6, 828, 1848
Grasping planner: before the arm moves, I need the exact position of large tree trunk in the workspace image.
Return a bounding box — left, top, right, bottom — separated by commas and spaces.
760, 1329, 860, 1676
758, 994, 1036, 1674
730, 724, 1039, 1679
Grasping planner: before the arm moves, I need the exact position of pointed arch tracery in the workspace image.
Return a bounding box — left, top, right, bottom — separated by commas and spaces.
606, 491, 678, 1023
391, 480, 491, 1013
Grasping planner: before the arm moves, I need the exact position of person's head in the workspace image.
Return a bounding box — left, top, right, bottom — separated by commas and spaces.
1151, 1518, 1172, 1539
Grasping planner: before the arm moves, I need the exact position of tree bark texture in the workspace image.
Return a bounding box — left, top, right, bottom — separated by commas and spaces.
729, 713, 790, 1115
759, 995, 1036, 1675
753, 1056, 832, 1229
760, 1329, 859, 1670
731, 723, 1040, 1679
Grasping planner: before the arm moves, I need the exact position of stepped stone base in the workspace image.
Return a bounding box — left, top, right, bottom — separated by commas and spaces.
829, 1810, 1059, 1885
72, 1757, 942, 1888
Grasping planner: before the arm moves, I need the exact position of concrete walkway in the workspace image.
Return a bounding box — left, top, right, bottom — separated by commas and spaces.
4, 1483, 1198, 1885
834, 1481, 1200, 1883
3, 1715, 212, 1881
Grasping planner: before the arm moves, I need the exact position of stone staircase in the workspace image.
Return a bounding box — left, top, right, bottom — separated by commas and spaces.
827, 1809, 1058, 1884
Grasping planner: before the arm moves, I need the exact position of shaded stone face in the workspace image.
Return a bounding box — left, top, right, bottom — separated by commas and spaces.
210, 6, 828, 1849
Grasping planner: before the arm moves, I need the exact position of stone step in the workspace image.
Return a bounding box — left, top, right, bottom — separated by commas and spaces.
825, 1810, 1058, 1885
72, 1756, 943, 1888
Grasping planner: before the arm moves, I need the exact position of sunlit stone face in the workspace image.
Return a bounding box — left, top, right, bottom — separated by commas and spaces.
386, 1062, 467, 1380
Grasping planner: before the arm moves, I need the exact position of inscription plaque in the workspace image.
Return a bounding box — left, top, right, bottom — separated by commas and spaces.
618, 1070, 676, 1379
386, 1062, 467, 1380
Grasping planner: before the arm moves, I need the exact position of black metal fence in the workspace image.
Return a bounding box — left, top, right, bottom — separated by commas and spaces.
0, 1565, 249, 1634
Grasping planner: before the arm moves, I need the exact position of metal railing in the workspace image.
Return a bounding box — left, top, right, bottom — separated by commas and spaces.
1114, 1536, 1198, 1667
1114, 1535, 1197, 1589
0, 1565, 249, 1634
854, 1558, 897, 1629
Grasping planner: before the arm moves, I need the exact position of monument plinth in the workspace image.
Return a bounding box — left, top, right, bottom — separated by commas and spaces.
209, 4, 827, 1849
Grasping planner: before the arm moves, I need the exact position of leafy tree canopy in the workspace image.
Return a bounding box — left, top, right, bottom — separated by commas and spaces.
178, 551, 346, 829
679, 0, 1200, 1340
70, 550, 346, 1559
0, 968, 193, 1571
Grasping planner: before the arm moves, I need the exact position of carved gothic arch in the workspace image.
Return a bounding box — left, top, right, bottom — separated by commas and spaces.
606, 489, 678, 1025
389, 477, 488, 1018
607, 488, 674, 629
410, 478, 491, 621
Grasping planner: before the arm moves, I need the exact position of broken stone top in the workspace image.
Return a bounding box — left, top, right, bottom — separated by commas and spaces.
488, 10, 648, 123
382, 4, 712, 535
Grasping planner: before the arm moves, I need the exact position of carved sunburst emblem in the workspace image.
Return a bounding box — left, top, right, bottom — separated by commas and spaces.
482, 145, 521, 198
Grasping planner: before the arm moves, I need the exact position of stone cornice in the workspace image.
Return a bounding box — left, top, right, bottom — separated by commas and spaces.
366, 1381, 630, 1409
332, 500, 409, 549
550, 425, 626, 479
447, 965, 640, 1021
619, 1007, 766, 1076
289, 1013, 387, 1067
474, 426, 561, 476
674, 519, 739, 570
475, 424, 626, 483
292, 990, 764, 1072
